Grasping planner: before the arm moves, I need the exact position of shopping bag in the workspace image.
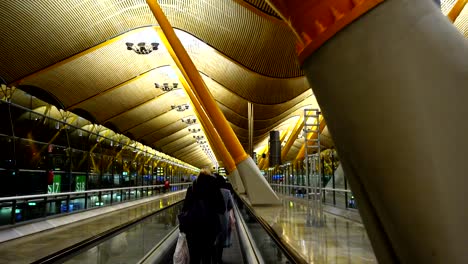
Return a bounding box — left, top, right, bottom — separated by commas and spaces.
224, 210, 236, 248
229, 210, 236, 227
173, 232, 190, 264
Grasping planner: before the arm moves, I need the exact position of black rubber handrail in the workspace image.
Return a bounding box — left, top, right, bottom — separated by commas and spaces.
31, 199, 184, 264
237, 195, 308, 264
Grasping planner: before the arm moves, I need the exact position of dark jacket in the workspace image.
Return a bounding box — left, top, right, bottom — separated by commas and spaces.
183, 173, 225, 213
181, 173, 226, 239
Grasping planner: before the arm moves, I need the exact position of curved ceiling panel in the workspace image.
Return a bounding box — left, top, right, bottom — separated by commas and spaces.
70, 69, 168, 122
0, 1, 155, 83
159, 0, 301, 78
0, 0, 300, 85
22, 30, 173, 108
0, 2, 318, 168
202, 74, 312, 117
179, 30, 308, 104
143, 121, 189, 145
240, 0, 281, 18
20, 27, 308, 109
162, 134, 197, 153
126, 106, 190, 138
219, 97, 317, 141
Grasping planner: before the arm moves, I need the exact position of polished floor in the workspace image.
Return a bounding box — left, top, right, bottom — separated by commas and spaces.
0, 191, 185, 264
0, 190, 376, 264
247, 194, 377, 264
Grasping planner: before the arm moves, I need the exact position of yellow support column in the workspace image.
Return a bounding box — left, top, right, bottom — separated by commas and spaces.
281, 116, 304, 161
448, 0, 468, 22
175, 69, 245, 193
147, 0, 278, 204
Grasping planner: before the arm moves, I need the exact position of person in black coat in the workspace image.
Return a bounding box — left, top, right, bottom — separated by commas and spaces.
182, 170, 226, 264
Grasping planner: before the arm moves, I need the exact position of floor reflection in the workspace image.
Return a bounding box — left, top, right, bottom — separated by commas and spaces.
0, 191, 186, 264
252, 197, 377, 264
65, 203, 183, 264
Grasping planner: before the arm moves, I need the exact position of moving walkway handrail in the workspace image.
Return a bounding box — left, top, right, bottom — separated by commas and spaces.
138, 226, 180, 264
139, 198, 267, 264
237, 195, 308, 264
270, 183, 352, 193
0, 183, 191, 226
232, 198, 265, 264
0, 183, 192, 202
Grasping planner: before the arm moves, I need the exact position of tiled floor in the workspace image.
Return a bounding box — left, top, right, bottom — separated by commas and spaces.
245, 194, 377, 264
0, 191, 186, 264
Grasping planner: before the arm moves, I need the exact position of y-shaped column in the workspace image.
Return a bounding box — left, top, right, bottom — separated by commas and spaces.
147, 0, 279, 205
267, 0, 468, 262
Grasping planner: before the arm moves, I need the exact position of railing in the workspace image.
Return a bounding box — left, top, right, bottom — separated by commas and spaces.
269, 183, 357, 210
235, 194, 306, 264
0, 183, 192, 227
232, 197, 265, 264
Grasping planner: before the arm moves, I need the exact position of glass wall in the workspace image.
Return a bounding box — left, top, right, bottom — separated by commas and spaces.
264, 150, 357, 210
0, 91, 197, 198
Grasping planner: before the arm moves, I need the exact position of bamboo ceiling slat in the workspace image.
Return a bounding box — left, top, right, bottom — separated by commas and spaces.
159, 0, 301, 78
161, 134, 197, 153
183, 152, 212, 168
0, 0, 155, 83
442, 0, 458, 15
77, 73, 163, 122
218, 95, 315, 133
22, 35, 173, 107
127, 108, 187, 138
454, 4, 468, 37
178, 30, 308, 104
241, 0, 281, 18
143, 121, 188, 143
0, 0, 301, 85
0, 0, 322, 167
153, 128, 192, 149
110, 90, 184, 131
170, 145, 206, 163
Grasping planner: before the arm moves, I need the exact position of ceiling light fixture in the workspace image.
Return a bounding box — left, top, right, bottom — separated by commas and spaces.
171, 104, 189, 112
188, 127, 201, 133
125, 42, 159, 54
155, 82, 178, 92
181, 117, 197, 125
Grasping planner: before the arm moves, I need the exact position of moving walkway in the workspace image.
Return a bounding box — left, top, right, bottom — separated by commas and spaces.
33, 195, 299, 264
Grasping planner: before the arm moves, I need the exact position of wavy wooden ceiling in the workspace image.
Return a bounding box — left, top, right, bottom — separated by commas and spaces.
240, 0, 281, 19
2, 1, 463, 169
0, 0, 314, 168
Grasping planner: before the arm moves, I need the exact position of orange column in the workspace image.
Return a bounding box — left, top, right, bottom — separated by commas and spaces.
146, 0, 248, 165
173, 66, 236, 173
264, 0, 383, 63
448, 0, 468, 22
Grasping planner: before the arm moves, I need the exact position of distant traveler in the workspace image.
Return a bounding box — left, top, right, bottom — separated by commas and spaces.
179, 169, 226, 263
214, 174, 234, 264
164, 179, 170, 193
